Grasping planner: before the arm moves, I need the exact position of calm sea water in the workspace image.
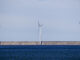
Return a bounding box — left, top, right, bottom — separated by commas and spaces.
0, 45, 80, 60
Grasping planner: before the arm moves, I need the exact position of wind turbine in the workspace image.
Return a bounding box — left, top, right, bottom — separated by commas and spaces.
38, 20, 43, 45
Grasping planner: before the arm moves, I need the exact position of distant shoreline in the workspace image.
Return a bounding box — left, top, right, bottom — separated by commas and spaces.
0, 41, 80, 45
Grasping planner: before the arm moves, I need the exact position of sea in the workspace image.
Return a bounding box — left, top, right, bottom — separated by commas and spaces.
0, 45, 80, 60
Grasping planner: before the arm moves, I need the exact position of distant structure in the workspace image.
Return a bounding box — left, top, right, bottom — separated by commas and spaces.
79, 21, 80, 24
38, 20, 43, 45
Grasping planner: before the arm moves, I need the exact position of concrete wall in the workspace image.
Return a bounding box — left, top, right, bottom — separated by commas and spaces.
0, 41, 80, 45
42, 41, 80, 45
0, 41, 40, 45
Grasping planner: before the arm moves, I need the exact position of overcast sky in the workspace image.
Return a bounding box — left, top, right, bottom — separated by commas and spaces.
0, 0, 80, 41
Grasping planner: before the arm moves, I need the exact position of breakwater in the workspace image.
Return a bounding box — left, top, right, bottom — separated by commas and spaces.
0, 41, 80, 45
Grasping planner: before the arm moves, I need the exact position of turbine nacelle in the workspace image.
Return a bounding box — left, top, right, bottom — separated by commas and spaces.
38, 20, 43, 27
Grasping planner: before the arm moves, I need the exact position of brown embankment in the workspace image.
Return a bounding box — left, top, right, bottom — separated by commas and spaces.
0, 41, 80, 45
42, 41, 80, 45
0, 41, 40, 45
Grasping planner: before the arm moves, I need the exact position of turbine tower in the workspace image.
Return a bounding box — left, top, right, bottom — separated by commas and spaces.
38, 20, 43, 45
